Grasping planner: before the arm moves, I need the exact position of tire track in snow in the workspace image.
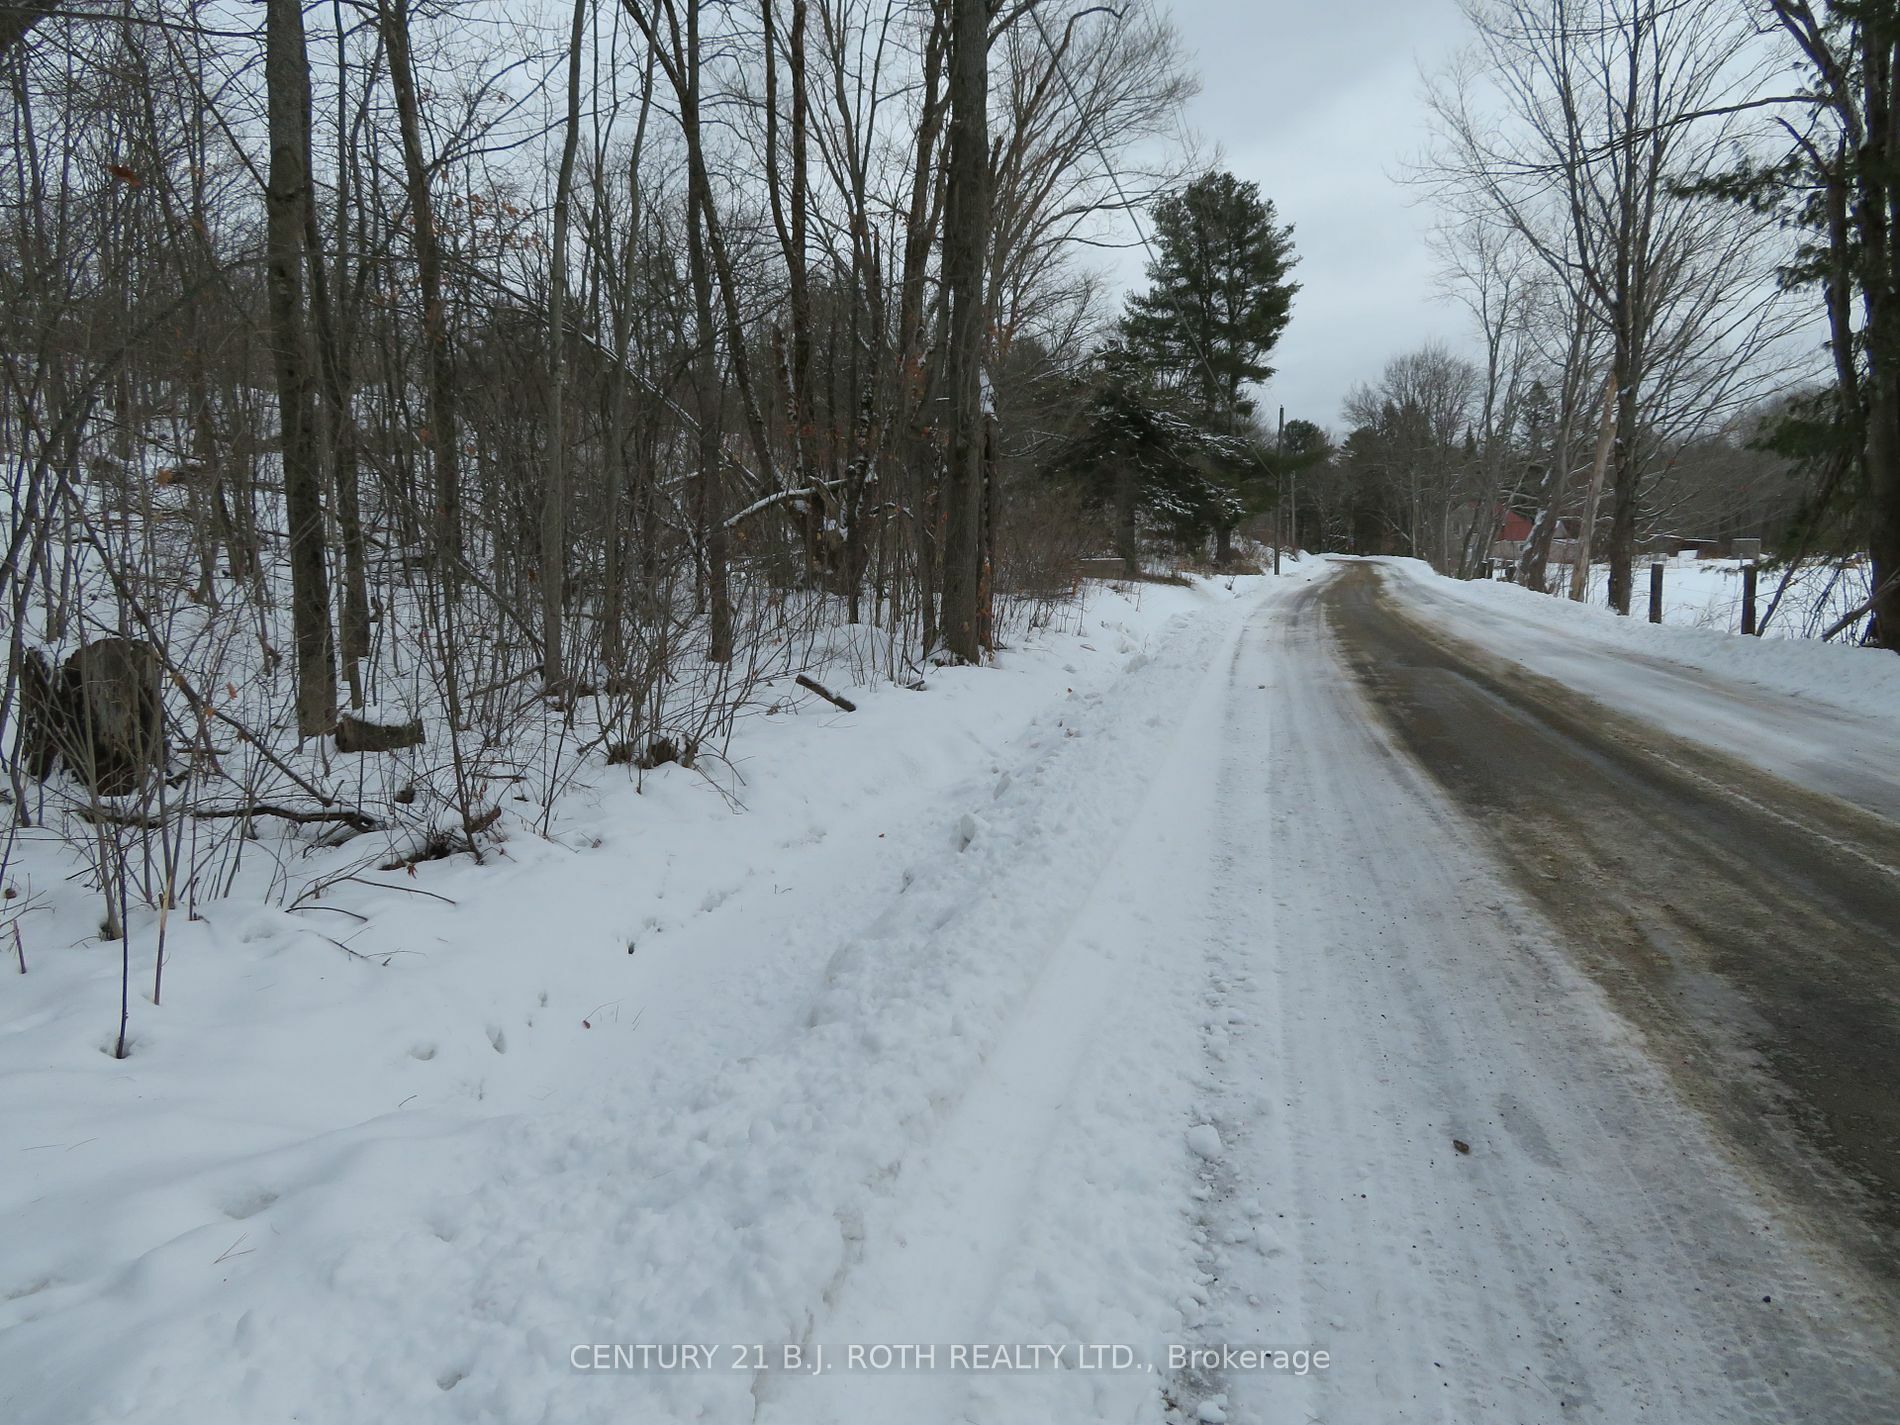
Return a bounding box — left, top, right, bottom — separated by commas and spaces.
1165, 611, 1317, 1425
1182, 571, 1896, 1424
749, 583, 1275, 1425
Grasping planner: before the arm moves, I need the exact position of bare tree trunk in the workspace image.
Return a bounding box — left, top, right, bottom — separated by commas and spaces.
894, 9, 950, 652
938, 0, 990, 663
1871, 371, 1900, 645
1857, 34, 1900, 646
978, 408, 997, 650
264, 0, 337, 737
541, 0, 588, 692
762, 0, 825, 572
678, 0, 730, 662
600, 48, 655, 677
313, 1, 370, 705
380, 0, 461, 596
1605, 350, 1642, 613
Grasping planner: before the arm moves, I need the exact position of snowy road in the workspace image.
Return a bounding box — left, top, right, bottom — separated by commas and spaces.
8, 563, 1899, 1425
753, 563, 1899, 1423
1175, 565, 1898, 1424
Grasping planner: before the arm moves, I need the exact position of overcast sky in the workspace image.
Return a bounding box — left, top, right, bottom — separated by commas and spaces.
1113, 0, 1470, 433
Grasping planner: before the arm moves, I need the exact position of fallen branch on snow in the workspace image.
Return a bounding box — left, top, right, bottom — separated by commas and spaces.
794, 674, 857, 712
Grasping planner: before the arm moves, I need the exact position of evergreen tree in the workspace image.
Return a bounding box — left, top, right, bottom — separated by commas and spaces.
1122, 170, 1299, 431
1053, 347, 1253, 572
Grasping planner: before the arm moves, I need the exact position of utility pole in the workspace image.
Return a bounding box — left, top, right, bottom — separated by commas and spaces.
1570, 374, 1618, 603
1274, 405, 1285, 576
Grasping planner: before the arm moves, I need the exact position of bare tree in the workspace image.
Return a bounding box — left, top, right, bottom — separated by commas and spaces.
541, 0, 589, 691
1432, 213, 1538, 576
1342, 345, 1479, 568
1425, 0, 1794, 612
378, 0, 461, 591
0, 0, 1198, 984
938, 0, 992, 662
264, 0, 336, 736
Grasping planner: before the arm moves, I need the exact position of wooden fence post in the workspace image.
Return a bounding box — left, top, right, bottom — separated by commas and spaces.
1649, 558, 1665, 624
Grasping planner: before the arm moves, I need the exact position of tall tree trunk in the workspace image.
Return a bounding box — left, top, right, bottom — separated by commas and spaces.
600, 48, 655, 678
380, 0, 461, 597
978, 408, 997, 650
762, 0, 824, 571
312, 3, 370, 705
788, 0, 821, 565
1865, 34, 1900, 647
937, 0, 991, 663
264, 0, 337, 737
681, 0, 731, 662
542, 0, 588, 692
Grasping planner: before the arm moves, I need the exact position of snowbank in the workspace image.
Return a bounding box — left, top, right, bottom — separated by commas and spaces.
0, 567, 1321, 1425
1381, 556, 1900, 730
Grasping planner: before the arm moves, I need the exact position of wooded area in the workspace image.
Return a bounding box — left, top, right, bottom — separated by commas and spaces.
1298, 0, 1900, 647
0, 0, 1232, 954
5, 0, 1900, 968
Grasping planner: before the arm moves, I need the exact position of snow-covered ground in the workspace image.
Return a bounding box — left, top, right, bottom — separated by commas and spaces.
1568, 554, 1870, 641
1, 571, 1287, 1424
6, 556, 1896, 1425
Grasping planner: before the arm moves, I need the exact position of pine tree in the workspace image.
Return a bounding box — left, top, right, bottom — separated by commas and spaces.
1054, 349, 1252, 572
1122, 171, 1299, 432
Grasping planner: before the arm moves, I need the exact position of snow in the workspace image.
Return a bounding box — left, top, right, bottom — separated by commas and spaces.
0, 569, 1305, 1425
1391, 556, 1900, 722
1186, 1124, 1224, 1160
1167, 565, 1893, 1424
349, 700, 419, 727
1573, 554, 1869, 640
5, 552, 1893, 1424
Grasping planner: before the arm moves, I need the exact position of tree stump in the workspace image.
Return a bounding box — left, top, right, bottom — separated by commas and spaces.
17, 649, 61, 779
335, 711, 425, 753
25, 639, 167, 796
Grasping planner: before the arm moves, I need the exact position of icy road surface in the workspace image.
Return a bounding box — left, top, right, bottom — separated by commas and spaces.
5, 562, 1896, 1424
